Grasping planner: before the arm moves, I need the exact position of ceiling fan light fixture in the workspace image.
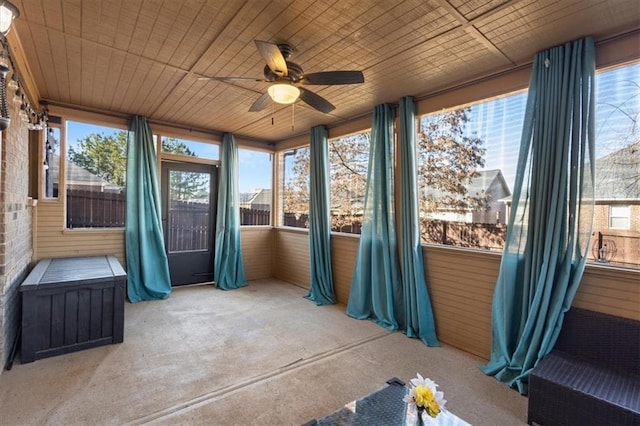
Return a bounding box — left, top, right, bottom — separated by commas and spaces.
0, 1, 19, 34
268, 83, 300, 105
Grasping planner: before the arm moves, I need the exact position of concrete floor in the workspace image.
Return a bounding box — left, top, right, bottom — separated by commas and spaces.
0, 279, 527, 425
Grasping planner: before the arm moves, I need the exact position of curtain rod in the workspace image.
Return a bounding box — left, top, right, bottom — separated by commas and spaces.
41, 98, 269, 147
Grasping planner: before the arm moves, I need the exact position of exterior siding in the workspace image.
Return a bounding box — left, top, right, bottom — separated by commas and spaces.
422, 245, 498, 358
573, 265, 640, 321
273, 228, 640, 360
34, 199, 126, 265
240, 227, 274, 280
331, 234, 359, 304
274, 228, 310, 288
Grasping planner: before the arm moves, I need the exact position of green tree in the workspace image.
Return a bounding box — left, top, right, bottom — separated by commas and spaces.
68, 133, 208, 200
68, 131, 128, 187
162, 138, 196, 156
162, 138, 208, 201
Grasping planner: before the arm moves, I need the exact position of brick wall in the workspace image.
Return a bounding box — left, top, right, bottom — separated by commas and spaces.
0, 91, 33, 372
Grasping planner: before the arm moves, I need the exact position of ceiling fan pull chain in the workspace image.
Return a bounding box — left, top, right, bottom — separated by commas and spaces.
291, 102, 295, 131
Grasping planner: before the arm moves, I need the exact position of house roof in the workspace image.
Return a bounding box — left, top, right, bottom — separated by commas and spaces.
49, 154, 122, 191
423, 169, 511, 200
10, 1, 640, 143
595, 141, 640, 200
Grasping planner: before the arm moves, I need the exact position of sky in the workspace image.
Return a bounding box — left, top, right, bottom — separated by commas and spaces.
456, 62, 639, 191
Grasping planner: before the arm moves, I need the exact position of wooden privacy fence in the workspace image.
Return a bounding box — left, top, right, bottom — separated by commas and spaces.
67, 189, 125, 228
167, 200, 210, 252
240, 208, 270, 225
67, 189, 271, 229
422, 220, 507, 251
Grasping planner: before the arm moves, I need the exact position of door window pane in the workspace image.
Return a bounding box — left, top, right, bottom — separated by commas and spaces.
161, 136, 219, 160
167, 170, 211, 252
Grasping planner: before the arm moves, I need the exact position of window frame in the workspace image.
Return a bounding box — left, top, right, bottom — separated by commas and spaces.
609, 205, 631, 230
63, 119, 129, 230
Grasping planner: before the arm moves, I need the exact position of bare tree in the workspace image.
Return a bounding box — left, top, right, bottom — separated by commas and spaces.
329, 133, 369, 232
417, 108, 488, 215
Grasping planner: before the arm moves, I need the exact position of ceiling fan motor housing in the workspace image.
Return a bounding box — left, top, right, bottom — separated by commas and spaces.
263, 61, 304, 82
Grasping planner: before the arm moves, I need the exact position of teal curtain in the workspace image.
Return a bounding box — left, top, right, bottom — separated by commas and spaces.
306, 125, 336, 305
125, 116, 172, 303
398, 97, 439, 347
347, 104, 404, 330
481, 37, 596, 395
214, 133, 247, 290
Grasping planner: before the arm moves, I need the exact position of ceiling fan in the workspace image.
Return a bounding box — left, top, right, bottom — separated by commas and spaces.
198, 40, 365, 114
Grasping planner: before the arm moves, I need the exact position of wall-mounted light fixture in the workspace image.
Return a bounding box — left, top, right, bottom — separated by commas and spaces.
0, 1, 18, 35
0, 1, 45, 133
267, 83, 300, 105
0, 1, 18, 131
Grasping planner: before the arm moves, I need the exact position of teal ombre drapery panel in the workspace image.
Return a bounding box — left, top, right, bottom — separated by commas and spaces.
347, 104, 404, 330
125, 115, 172, 303
214, 133, 247, 290
398, 97, 439, 347
481, 37, 596, 395
306, 125, 336, 305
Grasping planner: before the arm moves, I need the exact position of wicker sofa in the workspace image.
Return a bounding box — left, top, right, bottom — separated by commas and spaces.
527, 307, 640, 425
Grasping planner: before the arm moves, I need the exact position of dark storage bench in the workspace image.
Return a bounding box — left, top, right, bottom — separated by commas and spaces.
20, 255, 126, 363
528, 307, 640, 425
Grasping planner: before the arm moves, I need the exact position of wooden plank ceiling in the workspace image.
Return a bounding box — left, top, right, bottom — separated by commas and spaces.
10, 0, 640, 143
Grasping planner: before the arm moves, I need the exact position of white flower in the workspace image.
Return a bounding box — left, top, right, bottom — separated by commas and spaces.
403, 373, 448, 418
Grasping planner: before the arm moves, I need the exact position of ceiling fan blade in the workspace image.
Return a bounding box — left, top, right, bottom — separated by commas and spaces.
301, 71, 364, 85
197, 76, 268, 82
249, 92, 272, 112
299, 87, 335, 113
255, 40, 288, 77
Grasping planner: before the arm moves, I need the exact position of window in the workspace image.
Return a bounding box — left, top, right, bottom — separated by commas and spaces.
329, 132, 370, 234
44, 126, 61, 198
282, 147, 309, 228
418, 92, 527, 251
416, 61, 640, 268
609, 205, 630, 229
591, 63, 640, 268
238, 148, 272, 225
65, 121, 126, 228
161, 136, 219, 160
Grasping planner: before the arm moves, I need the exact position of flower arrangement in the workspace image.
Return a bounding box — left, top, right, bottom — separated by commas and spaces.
403, 373, 447, 419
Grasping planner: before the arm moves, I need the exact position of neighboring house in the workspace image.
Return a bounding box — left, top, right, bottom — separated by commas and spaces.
239, 189, 272, 211
591, 141, 640, 266
424, 169, 512, 224
47, 154, 123, 195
